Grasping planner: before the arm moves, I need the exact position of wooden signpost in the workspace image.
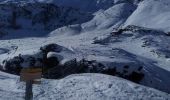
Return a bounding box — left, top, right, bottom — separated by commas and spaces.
20, 68, 42, 100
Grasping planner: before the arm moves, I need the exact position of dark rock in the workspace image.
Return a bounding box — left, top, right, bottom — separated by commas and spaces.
166, 32, 170, 36
111, 29, 124, 36
2, 55, 24, 74
123, 65, 129, 69
46, 56, 59, 68
101, 67, 117, 76
138, 66, 143, 71
40, 43, 63, 53
128, 71, 144, 83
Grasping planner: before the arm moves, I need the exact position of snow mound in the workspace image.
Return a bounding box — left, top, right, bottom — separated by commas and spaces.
49, 24, 82, 36
0, 73, 170, 100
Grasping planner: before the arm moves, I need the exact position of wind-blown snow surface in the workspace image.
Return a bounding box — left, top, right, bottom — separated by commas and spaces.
0, 72, 169, 100
0, 0, 170, 98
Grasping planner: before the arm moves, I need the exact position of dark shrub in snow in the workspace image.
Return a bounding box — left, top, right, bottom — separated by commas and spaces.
128, 71, 144, 83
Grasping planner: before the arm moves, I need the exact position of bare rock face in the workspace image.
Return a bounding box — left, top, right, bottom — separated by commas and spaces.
0, 2, 93, 38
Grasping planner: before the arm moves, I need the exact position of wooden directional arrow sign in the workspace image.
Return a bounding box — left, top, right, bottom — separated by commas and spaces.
20, 68, 42, 100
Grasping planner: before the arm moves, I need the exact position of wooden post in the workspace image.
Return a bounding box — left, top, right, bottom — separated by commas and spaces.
25, 80, 33, 100
20, 68, 42, 100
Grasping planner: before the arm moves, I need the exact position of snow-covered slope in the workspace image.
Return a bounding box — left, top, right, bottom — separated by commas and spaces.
123, 0, 170, 32
0, 73, 169, 100
81, 2, 136, 31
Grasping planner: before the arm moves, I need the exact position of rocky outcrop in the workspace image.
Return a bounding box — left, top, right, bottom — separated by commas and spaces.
111, 25, 168, 36
1, 43, 145, 84
1, 43, 67, 74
